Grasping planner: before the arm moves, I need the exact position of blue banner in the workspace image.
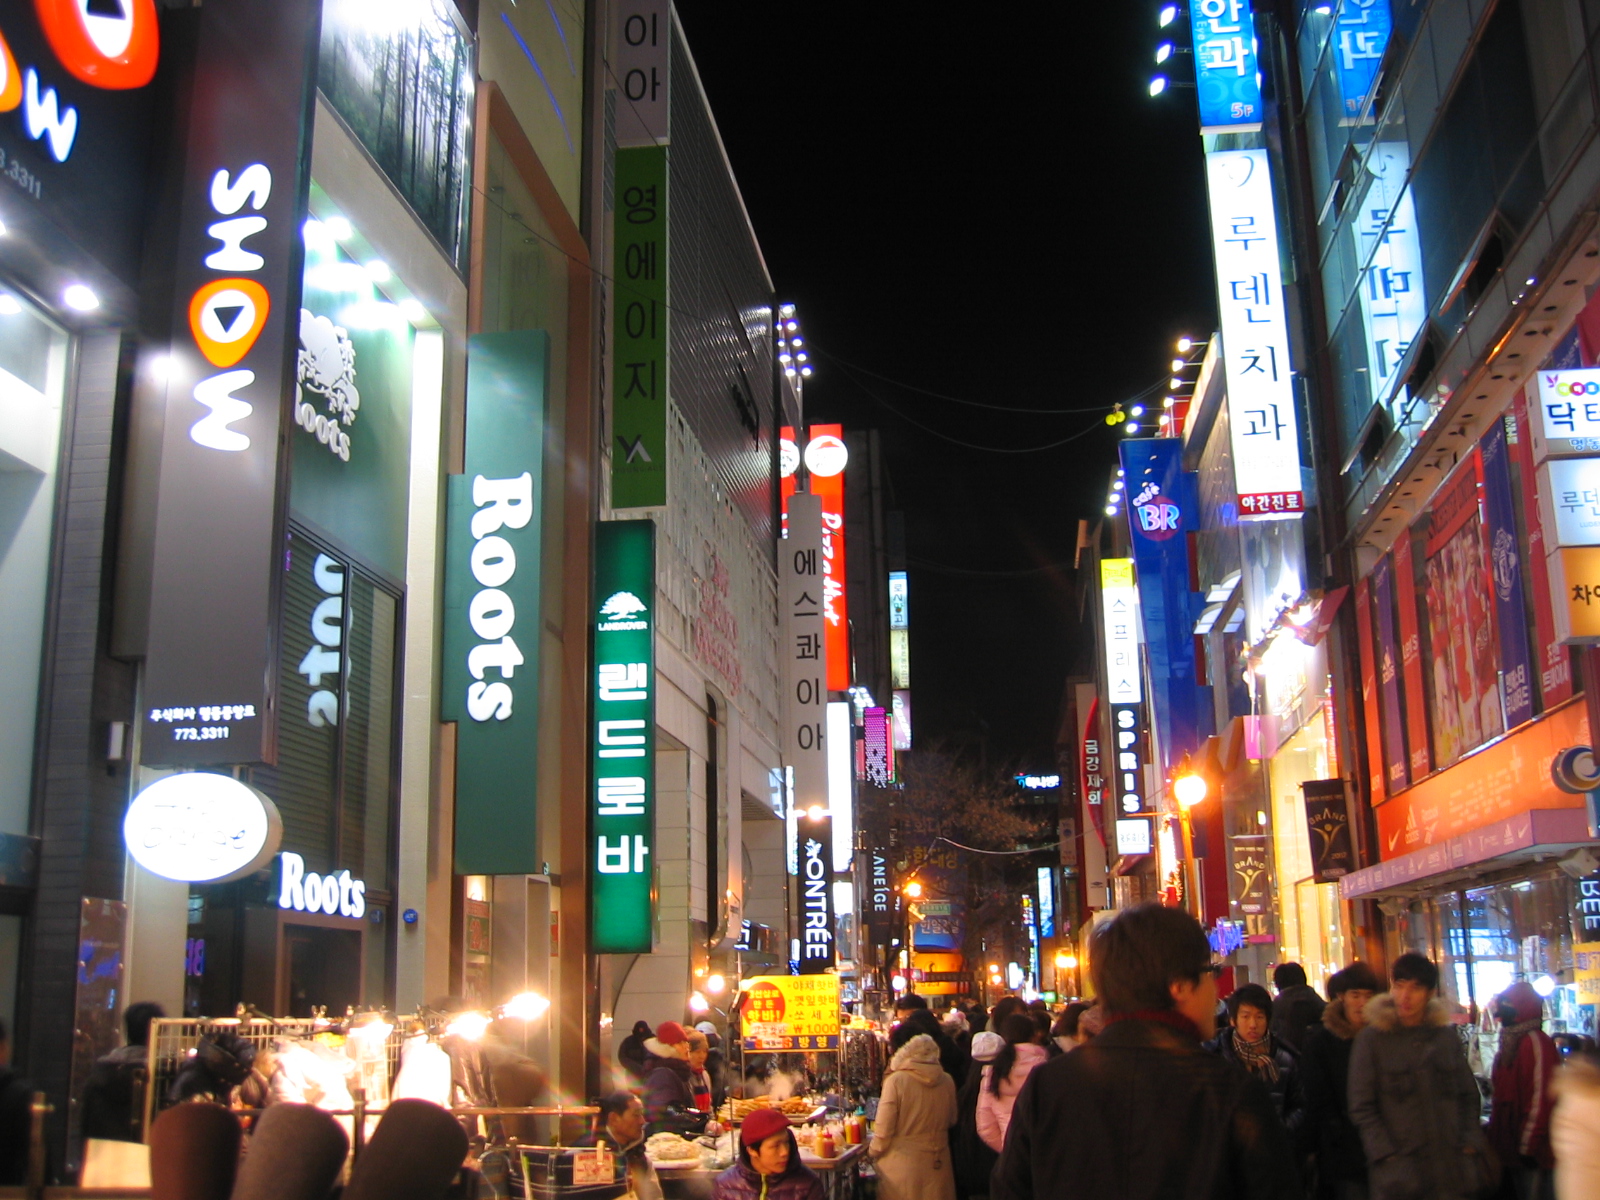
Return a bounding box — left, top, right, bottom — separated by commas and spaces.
1370, 554, 1410, 792
1332, 0, 1392, 119
1120, 439, 1203, 777
1480, 422, 1536, 729
1190, 0, 1263, 132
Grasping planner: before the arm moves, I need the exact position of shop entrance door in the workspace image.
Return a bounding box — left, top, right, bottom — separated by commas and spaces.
283, 924, 362, 1017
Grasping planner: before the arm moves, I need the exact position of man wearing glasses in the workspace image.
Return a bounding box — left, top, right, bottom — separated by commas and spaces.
991, 903, 1299, 1199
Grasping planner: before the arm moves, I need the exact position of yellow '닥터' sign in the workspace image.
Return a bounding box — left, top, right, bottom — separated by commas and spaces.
740, 974, 841, 1051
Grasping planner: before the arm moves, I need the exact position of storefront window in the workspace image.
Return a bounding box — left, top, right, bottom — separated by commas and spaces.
0, 292, 67, 838
1266, 716, 1348, 990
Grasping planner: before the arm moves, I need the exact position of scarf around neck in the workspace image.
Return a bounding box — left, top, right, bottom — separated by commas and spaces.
1105, 1008, 1206, 1042
1231, 1029, 1280, 1082
1495, 1017, 1541, 1072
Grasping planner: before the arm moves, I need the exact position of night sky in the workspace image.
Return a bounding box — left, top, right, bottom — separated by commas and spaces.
673, 4, 1220, 767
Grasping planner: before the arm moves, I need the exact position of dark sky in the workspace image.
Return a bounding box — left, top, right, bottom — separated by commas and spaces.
673, 4, 1219, 767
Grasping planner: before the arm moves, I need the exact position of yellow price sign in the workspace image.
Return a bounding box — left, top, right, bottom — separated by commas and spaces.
740, 975, 841, 1050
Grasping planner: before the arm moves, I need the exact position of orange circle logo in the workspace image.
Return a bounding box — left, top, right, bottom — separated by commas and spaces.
188, 278, 269, 368
0, 31, 20, 113
744, 981, 787, 1026
34, 0, 159, 90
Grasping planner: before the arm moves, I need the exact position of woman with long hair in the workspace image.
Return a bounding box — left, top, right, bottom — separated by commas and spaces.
975, 1014, 1048, 1153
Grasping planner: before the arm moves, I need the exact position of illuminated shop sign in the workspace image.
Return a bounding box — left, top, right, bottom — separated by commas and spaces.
277, 851, 366, 919
889, 571, 908, 628
141, 0, 321, 767
1100, 558, 1141, 703
1540, 457, 1600, 546
1111, 705, 1147, 815
443, 333, 548, 874
892, 689, 912, 751
612, 145, 668, 507
123, 773, 282, 884
827, 701, 854, 871
1205, 149, 1303, 518
590, 520, 657, 953
1036, 867, 1055, 937
1533, 368, 1600, 461
1189, 0, 1262, 133
612, 0, 668, 147
1331, 0, 1391, 118
799, 821, 835, 974
1116, 818, 1152, 857
781, 426, 849, 691
783, 493, 829, 817
863, 706, 892, 787
1017, 775, 1061, 790
1356, 143, 1425, 419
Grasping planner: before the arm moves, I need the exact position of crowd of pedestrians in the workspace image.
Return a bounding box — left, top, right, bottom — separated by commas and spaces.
872, 904, 1599, 1200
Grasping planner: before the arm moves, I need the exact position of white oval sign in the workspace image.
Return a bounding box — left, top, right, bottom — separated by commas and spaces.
123, 773, 283, 883
804, 434, 848, 478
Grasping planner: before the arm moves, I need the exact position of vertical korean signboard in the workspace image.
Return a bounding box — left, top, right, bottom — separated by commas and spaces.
591, 520, 656, 954
444, 332, 547, 873
141, 0, 321, 765
798, 815, 835, 973
782, 427, 850, 692
1189, 0, 1263, 133
1101, 558, 1149, 856
783, 493, 828, 814
612, 0, 668, 147
612, 146, 668, 508
1206, 148, 1303, 519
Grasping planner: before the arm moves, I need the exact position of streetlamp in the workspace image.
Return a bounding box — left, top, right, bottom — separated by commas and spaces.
1053, 951, 1079, 999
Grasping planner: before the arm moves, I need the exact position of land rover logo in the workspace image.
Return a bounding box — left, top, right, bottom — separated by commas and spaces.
598, 591, 648, 631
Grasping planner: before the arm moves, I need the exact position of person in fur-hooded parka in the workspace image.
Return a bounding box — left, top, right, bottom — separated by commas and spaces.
1487, 980, 1559, 1182
871, 1033, 958, 1200
1347, 958, 1484, 1200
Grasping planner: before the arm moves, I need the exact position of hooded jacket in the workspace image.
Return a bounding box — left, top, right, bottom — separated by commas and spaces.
871, 1035, 958, 1200
1487, 981, 1557, 1172
990, 1012, 1299, 1200
1270, 985, 1326, 1054
1298, 997, 1366, 1198
618, 1021, 652, 1082
975, 1042, 1048, 1152
1347, 994, 1482, 1200
641, 1043, 707, 1137
710, 1131, 824, 1200
1553, 1052, 1600, 1200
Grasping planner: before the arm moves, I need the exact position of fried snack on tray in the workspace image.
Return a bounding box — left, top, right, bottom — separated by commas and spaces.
645, 1133, 702, 1161
779, 1097, 813, 1115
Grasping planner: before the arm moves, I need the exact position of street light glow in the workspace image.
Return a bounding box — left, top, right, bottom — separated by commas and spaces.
1175, 772, 1209, 808
1149, 76, 1168, 97
903, 881, 923, 899
1159, 5, 1178, 27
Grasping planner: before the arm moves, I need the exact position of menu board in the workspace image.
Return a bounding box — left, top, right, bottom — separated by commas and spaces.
740, 975, 841, 1051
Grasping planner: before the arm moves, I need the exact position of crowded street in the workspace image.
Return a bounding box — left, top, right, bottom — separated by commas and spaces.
0, 0, 1598, 1197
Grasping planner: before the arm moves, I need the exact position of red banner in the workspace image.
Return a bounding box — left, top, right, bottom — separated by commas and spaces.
1391, 530, 1431, 781
1355, 578, 1387, 808
781, 426, 849, 692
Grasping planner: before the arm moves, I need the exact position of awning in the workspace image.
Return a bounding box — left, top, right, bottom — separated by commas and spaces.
1339, 807, 1594, 898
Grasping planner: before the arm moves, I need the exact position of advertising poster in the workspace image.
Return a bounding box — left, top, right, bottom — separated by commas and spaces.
740, 975, 841, 1051
1480, 420, 1535, 729
1391, 531, 1431, 780
1422, 455, 1504, 769
905, 844, 966, 951
1370, 555, 1409, 791
1511, 389, 1573, 706
1302, 779, 1355, 883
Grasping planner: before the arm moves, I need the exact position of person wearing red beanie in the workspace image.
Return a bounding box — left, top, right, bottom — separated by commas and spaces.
711, 1106, 822, 1200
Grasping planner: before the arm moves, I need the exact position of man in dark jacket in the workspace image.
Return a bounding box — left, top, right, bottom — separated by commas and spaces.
618, 1020, 653, 1084
1205, 983, 1305, 1146
1348, 953, 1485, 1200
1271, 963, 1327, 1054
81, 1000, 164, 1143
1299, 963, 1379, 1200
991, 904, 1299, 1200
574, 1091, 662, 1200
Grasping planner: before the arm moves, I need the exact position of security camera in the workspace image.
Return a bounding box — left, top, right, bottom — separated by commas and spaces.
1559, 848, 1600, 880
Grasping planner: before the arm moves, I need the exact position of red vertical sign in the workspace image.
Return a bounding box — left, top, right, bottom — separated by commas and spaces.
781, 425, 850, 692
1355, 577, 1387, 808
1511, 391, 1573, 708
1391, 530, 1431, 780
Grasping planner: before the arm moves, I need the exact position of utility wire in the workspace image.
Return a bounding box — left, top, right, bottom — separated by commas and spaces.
933, 836, 1060, 856
813, 345, 1168, 415
907, 557, 1078, 578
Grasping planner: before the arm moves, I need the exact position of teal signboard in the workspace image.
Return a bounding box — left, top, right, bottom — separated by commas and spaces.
443, 332, 547, 874
611, 146, 668, 508
591, 520, 656, 953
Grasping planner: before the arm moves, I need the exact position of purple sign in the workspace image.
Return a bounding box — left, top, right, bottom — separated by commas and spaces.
1480, 422, 1535, 729
1371, 555, 1410, 791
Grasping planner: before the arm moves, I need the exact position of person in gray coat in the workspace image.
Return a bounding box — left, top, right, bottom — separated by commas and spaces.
1347, 953, 1487, 1200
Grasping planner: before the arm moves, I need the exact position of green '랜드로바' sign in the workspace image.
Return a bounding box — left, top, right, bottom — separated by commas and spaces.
611, 146, 668, 508
591, 520, 656, 952
443, 332, 546, 874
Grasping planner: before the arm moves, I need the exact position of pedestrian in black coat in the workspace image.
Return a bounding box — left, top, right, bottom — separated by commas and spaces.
1299, 963, 1380, 1200
992, 904, 1298, 1200
618, 1020, 653, 1084
952, 1031, 1004, 1200
1271, 963, 1327, 1055
1205, 983, 1307, 1145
